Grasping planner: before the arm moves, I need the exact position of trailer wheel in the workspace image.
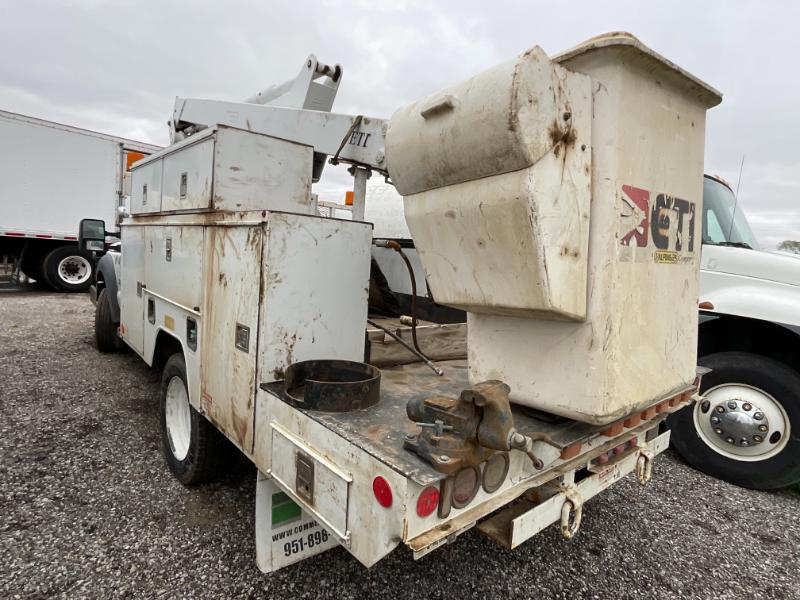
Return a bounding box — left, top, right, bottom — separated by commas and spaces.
668, 352, 800, 490
20, 253, 46, 284
160, 353, 226, 485
95, 288, 123, 352
42, 245, 94, 292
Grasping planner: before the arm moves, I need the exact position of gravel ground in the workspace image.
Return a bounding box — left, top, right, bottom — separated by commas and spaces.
1, 289, 797, 599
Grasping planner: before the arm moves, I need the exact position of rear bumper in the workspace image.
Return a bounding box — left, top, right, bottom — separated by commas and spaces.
408, 426, 671, 558
477, 430, 670, 549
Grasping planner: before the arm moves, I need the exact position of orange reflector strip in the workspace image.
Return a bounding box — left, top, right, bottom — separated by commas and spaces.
345, 190, 354, 206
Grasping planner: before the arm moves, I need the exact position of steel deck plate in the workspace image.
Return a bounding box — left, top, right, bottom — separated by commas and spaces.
261, 360, 606, 486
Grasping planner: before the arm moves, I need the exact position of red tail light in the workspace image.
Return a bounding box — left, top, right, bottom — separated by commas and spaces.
372, 476, 393, 508
416, 486, 440, 517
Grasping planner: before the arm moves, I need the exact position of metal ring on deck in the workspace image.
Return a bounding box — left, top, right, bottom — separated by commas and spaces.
283, 359, 381, 412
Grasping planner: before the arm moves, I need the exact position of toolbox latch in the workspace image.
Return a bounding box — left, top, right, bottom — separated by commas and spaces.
296, 451, 315, 505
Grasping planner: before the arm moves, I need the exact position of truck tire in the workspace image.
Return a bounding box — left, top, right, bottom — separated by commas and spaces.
95, 288, 123, 352
20, 252, 46, 284
160, 353, 227, 485
668, 352, 800, 490
42, 245, 94, 292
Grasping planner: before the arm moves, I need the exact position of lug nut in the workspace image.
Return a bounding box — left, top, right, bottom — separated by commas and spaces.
710, 416, 720, 425
753, 412, 764, 421
714, 428, 724, 435
725, 437, 735, 444
700, 400, 710, 413
758, 424, 768, 432
753, 435, 763, 443
715, 406, 725, 413
742, 403, 752, 411
727, 401, 737, 409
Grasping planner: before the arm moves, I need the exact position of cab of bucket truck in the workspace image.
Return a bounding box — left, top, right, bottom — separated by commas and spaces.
667, 174, 800, 490
81, 32, 722, 572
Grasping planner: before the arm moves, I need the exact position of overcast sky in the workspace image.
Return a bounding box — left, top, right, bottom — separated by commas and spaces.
2, 0, 798, 248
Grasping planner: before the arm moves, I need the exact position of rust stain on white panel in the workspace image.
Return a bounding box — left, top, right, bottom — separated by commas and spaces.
258, 213, 372, 383
201, 225, 262, 453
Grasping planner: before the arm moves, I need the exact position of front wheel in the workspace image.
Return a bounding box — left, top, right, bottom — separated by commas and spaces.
95, 288, 124, 352
160, 353, 228, 485
668, 351, 800, 490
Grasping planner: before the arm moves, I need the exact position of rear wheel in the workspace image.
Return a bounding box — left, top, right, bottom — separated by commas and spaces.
20, 252, 46, 283
160, 353, 227, 484
42, 245, 94, 292
668, 352, 800, 490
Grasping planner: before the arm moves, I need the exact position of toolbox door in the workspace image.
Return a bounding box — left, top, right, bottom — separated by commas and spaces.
119, 226, 145, 355
199, 225, 263, 455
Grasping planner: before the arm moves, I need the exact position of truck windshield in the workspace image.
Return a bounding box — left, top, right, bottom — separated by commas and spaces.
702, 177, 760, 250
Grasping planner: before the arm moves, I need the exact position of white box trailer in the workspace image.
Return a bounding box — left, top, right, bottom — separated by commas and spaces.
80, 35, 719, 571
0, 110, 159, 291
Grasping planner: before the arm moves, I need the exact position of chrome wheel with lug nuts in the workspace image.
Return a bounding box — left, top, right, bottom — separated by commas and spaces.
57, 255, 92, 286
694, 385, 789, 461
668, 351, 800, 490
41, 245, 95, 292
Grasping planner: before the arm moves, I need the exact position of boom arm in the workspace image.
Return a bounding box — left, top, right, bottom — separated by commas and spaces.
171, 98, 388, 175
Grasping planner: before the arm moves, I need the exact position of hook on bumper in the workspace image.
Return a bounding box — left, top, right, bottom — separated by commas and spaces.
636, 449, 654, 485
560, 487, 583, 540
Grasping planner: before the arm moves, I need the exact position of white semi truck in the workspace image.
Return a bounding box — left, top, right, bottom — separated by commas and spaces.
667, 175, 800, 490
0, 110, 159, 291
80, 33, 721, 571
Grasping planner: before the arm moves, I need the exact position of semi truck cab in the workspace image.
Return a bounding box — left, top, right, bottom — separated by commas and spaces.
668, 175, 800, 489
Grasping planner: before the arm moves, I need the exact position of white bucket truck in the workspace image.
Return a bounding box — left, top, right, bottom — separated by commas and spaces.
80, 33, 721, 571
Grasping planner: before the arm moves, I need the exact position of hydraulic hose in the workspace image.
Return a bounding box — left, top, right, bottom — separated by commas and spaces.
372, 239, 442, 375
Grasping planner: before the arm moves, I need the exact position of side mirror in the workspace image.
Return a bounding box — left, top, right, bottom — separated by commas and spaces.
78, 218, 107, 253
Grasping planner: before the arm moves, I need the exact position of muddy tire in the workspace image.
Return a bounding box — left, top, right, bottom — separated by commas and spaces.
160, 353, 227, 485
95, 288, 123, 353
20, 252, 46, 284
668, 352, 800, 490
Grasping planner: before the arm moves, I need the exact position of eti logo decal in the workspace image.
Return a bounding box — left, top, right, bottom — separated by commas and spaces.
621, 185, 650, 247
620, 184, 696, 263
348, 130, 371, 148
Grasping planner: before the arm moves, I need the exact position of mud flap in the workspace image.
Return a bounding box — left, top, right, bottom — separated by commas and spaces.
255, 471, 337, 572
